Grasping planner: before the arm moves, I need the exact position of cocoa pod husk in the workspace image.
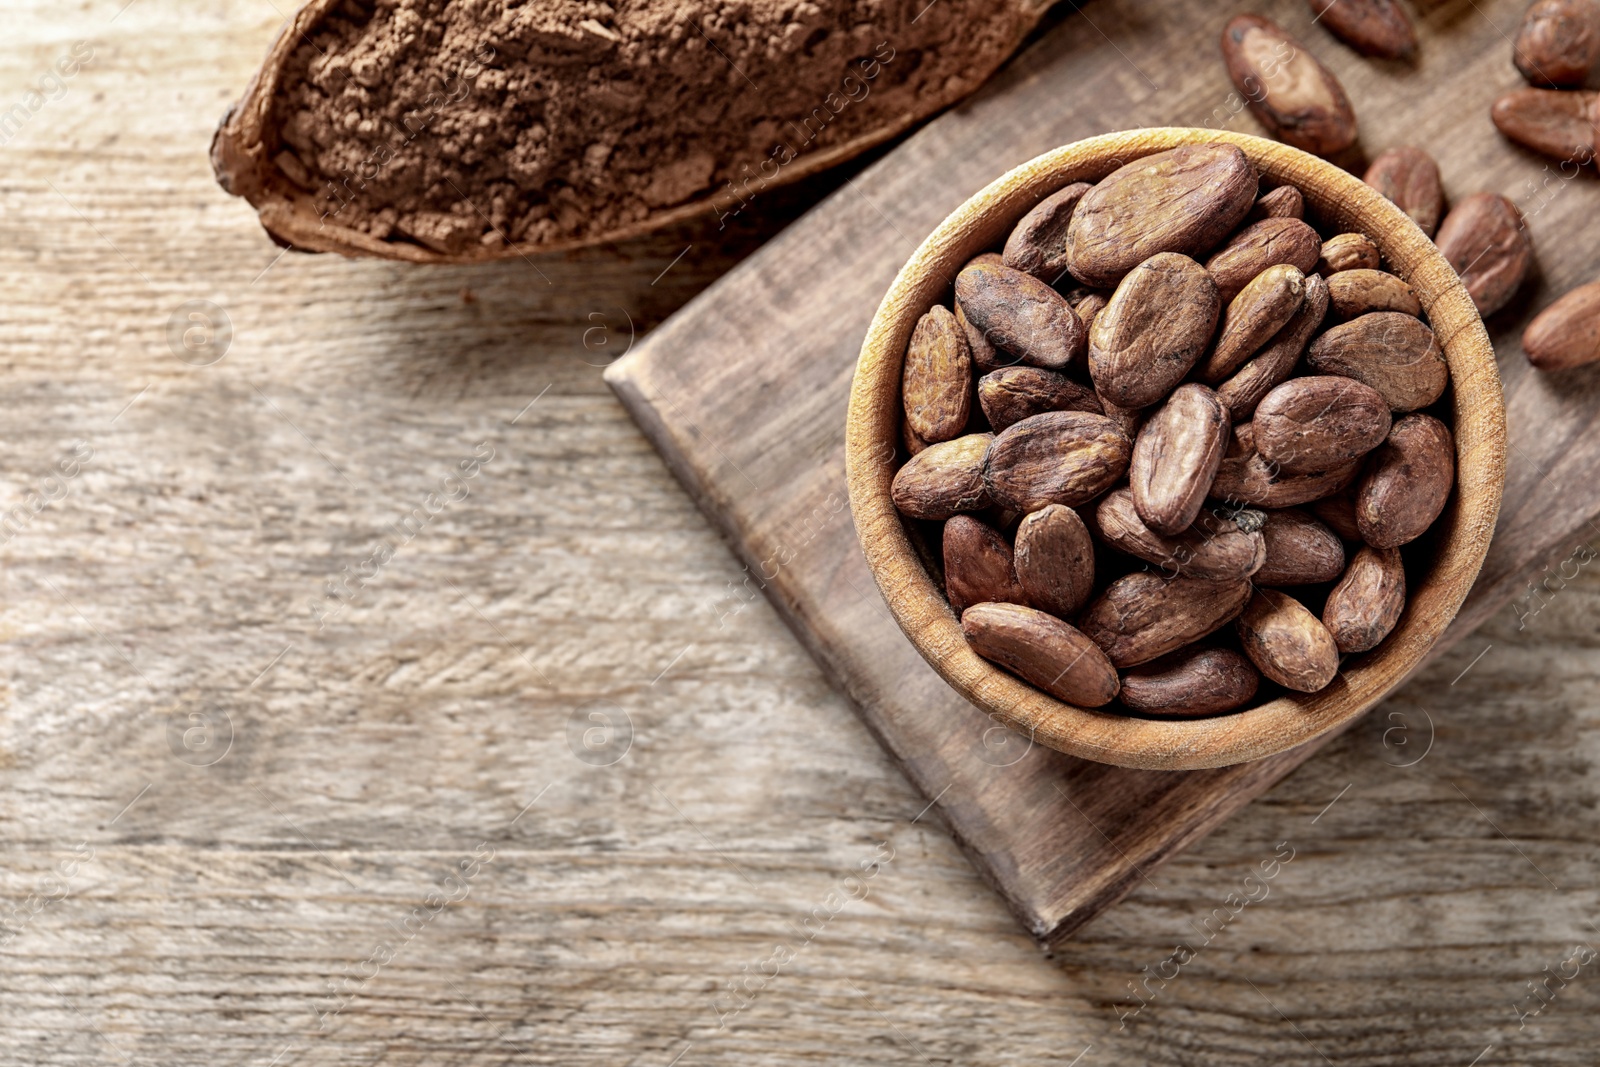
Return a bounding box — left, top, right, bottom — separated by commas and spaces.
1356, 413, 1455, 548
961, 602, 1120, 707
1014, 504, 1096, 619
1323, 545, 1406, 653
1236, 589, 1340, 693
1118, 647, 1260, 717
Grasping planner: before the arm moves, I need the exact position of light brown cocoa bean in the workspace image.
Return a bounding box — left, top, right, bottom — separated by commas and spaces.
982, 411, 1131, 512
955, 261, 1086, 371
1326, 269, 1422, 320
977, 366, 1103, 433
1236, 589, 1340, 692
1130, 383, 1230, 535
1202, 263, 1306, 381
1514, 0, 1600, 88
1311, 488, 1363, 542
903, 419, 930, 457
944, 515, 1025, 615
1255, 508, 1345, 585
1098, 396, 1148, 441
957, 300, 1008, 374
891, 433, 993, 519
1118, 647, 1261, 716
1357, 413, 1455, 548
1074, 291, 1108, 336
1002, 182, 1092, 283
1363, 146, 1444, 237
1490, 87, 1598, 164
1318, 232, 1381, 275
1221, 14, 1359, 156
1217, 272, 1330, 420
1014, 504, 1096, 618
1253, 375, 1391, 474
1246, 184, 1305, 223
1523, 278, 1600, 370
1323, 545, 1406, 653
1065, 144, 1258, 288
1212, 421, 1362, 508
1089, 252, 1222, 408
1308, 0, 1417, 59
961, 602, 1120, 706
1204, 217, 1322, 302
1092, 488, 1266, 581
1435, 193, 1533, 317
1079, 572, 1254, 668
1305, 311, 1448, 412
902, 305, 972, 443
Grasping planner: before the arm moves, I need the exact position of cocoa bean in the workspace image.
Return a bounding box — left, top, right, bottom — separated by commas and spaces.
1078, 572, 1254, 667
1434, 193, 1533, 317
1092, 488, 1266, 581
1130, 383, 1231, 535
1202, 263, 1306, 381
1118, 647, 1261, 716
1523, 278, 1600, 370
1490, 87, 1598, 164
1221, 14, 1359, 156
1308, 0, 1417, 58
1323, 545, 1406, 653
891, 433, 993, 519
982, 410, 1131, 512
944, 515, 1025, 615
1212, 421, 1362, 508
955, 261, 1086, 371
1326, 268, 1422, 320
1014, 504, 1097, 618
1246, 184, 1305, 223
1312, 488, 1363, 542
1236, 589, 1341, 692
961, 602, 1120, 707
1318, 232, 1381, 275
978, 366, 1104, 432
1357, 413, 1455, 548
1363, 146, 1444, 237
1253, 375, 1391, 474
1306, 311, 1449, 412
1074, 291, 1108, 336
957, 299, 1008, 374
1003, 182, 1093, 283
1255, 508, 1346, 585
1205, 217, 1323, 302
902, 305, 973, 443
1217, 272, 1330, 419
1089, 252, 1222, 408
1514, 0, 1600, 88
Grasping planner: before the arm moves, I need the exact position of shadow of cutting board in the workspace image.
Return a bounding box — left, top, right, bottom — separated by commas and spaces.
605, 0, 1600, 945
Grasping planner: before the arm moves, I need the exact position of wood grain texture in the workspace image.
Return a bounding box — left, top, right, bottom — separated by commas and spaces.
0, 1, 1597, 1066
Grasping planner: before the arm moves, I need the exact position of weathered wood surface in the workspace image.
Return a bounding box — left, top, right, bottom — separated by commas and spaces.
0, 1, 1596, 1065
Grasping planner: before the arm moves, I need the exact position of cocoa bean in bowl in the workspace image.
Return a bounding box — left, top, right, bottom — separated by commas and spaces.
845, 129, 1506, 771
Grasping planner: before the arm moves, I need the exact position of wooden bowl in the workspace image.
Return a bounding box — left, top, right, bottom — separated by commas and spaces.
845, 128, 1506, 771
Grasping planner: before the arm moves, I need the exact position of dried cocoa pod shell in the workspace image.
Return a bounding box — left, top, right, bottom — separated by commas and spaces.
1003, 182, 1093, 283
1065, 144, 1258, 288
956, 262, 1087, 371
1217, 272, 1330, 420
902, 305, 973, 443
1212, 421, 1362, 508
982, 411, 1131, 512
961, 602, 1120, 706
1202, 263, 1306, 382
1514, 0, 1600, 88
1318, 232, 1381, 275
1323, 545, 1406, 653
1253, 375, 1391, 475
1357, 413, 1455, 548
1130, 383, 1230, 535
1246, 184, 1305, 223
1205, 217, 1323, 303
978, 367, 1104, 433
1079, 572, 1253, 668
1236, 589, 1340, 692
1434, 193, 1533, 317
1363, 146, 1444, 237
1088, 252, 1221, 408
944, 515, 1025, 615
892, 433, 993, 520
1221, 15, 1358, 157
1326, 269, 1422, 320
1255, 508, 1345, 585
1014, 504, 1096, 618
1119, 647, 1260, 716
1308, 0, 1417, 59
1306, 311, 1448, 412
1490, 87, 1599, 163
1074, 292, 1109, 336
957, 300, 1009, 374
1312, 488, 1363, 542
1524, 279, 1600, 370
1092, 488, 1266, 581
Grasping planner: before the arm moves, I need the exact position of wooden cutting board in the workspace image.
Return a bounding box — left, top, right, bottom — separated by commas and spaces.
605, 0, 1600, 945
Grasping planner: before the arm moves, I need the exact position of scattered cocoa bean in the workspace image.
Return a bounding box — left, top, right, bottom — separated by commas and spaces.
1221, 14, 1359, 156
1130, 383, 1231, 536
1306, 311, 1449, 412
1323, 545, 1406, 653
1514, 0, 1600, 88
1003, 182, 1093, 283
1089, 252, 1222, 408
1523, 278, 1600, 369
1434, 193, 1533, 317
1490, 86, 1598, 163
1309, 0, 1418, 59
961, 602, 1120, 707
1236, 589, 1341, 692
982, 411, 1131, 512
1255, 508, 1346, 585
892, 433, 993, 519
955, 261, 1087, 371
1356, 413, 1455, 548
1014, 504, 1097, 618
1253, 375, 1392, 474
1363, 145, 1444, 237
1078, 572, 1254, 667
1318, 232, 1381, 275
903, 305, 973, 443
1217, 272, 1330, 419
1118, 647, 1261, 716
944, 515, 1025, 615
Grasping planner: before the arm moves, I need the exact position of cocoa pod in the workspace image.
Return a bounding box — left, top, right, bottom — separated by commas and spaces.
1118, 647, 1261, 717
978, 366, 1104, 432
1514, 0, 1600, 88
1092, 488, 1266, 581
1066, 144, 1258, 288
903, 305, 973, 443
1363, 146, 1444, 237
1236, 589, 1341, 692
1434, 193, 1533, 317
1246, 184, 1305, 223
944, 515, 1025, 615
1306, 311, 1449, 412
1202, 263, 1307, 382
962, 602, 1120, 707
956, 261, 1087, 371
1323, 545, 1406, 653
1089, 252, 1222, 408
1318, 232, 1381, 275
1212, 421, 1362, 508
1253, 375, 1391, 475
1221, 15, 1359, 156
1003, 182, 1093, 283
1490, 87, 1598, 164
1523, 278, 1600, 370
1205, 217, 1323, 302
1130, 383, 1231, 535
1308, 0, 1417, 59
1014, 504, 1096, 618
892, 433, 993, 519
1255, 508, 1346, 585
1312, 488, 1363, 542
1356, 413, 1455, 548
1217, 272, 1330, 420
982, 411, 1131, 512
1326, 269, 1422, 320
1079, 572, 1254, 667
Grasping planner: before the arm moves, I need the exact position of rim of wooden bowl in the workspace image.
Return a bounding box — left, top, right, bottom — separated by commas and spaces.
845, 128, 1507, 771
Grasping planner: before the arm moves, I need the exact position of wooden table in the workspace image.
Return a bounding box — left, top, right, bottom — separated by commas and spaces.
1, 0, 1596, 1063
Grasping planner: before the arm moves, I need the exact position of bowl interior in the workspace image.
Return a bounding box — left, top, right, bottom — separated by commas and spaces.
845, 128, 1506, 771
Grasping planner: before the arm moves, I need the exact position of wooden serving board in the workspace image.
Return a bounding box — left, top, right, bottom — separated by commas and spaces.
606, 0, 1600, 945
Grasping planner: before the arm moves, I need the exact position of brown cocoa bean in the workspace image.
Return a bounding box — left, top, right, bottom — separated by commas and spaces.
977, 367, 1104, 433
1217, 272, 1330, 420
1306, 311, 1449, 412
1212, 421, 1362, 508
1092, 488, 1266, 581
1079, 572, 1253, 667
1204, 217, 1322, 302
902, 305, 973, 443
1118, 647, 1261, 716
1514, 0, 1600, 88
1074, 291, 1108, 336
1014, 504, 1096, 618
1236, 589, 1341, 692
1246, 184, 1305, 223
982, 410, 1131, 512
1255, 508, 1346, 585
1130, 383, 1230, 535
1318, 232, 1381, 275
1356, 413, 1455, 548
891, 433, 993, 519
1434, 193, 1533, 317
1326, 269, 1422, 320
1308, 0, 1418, 59
957, 299, 1008, 374
1221, 15, 1359, 156
1363, 146, 1444, 237
1323, 545, 1406, 653
1490, 87, 1598, 164
944, 515, 1025, 615
903, 420, 930, 457
1065, 144, 1258, 288
1253, 375, 1391, 474
1002, 182, 1093, 283
1089, 252, 1222, 408
1202, 263, 1306, 382
1312, 488, 1363, 542
962, 602, 1120, 707
955, 261, 1087, 371
1523, 278, 1600, 370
